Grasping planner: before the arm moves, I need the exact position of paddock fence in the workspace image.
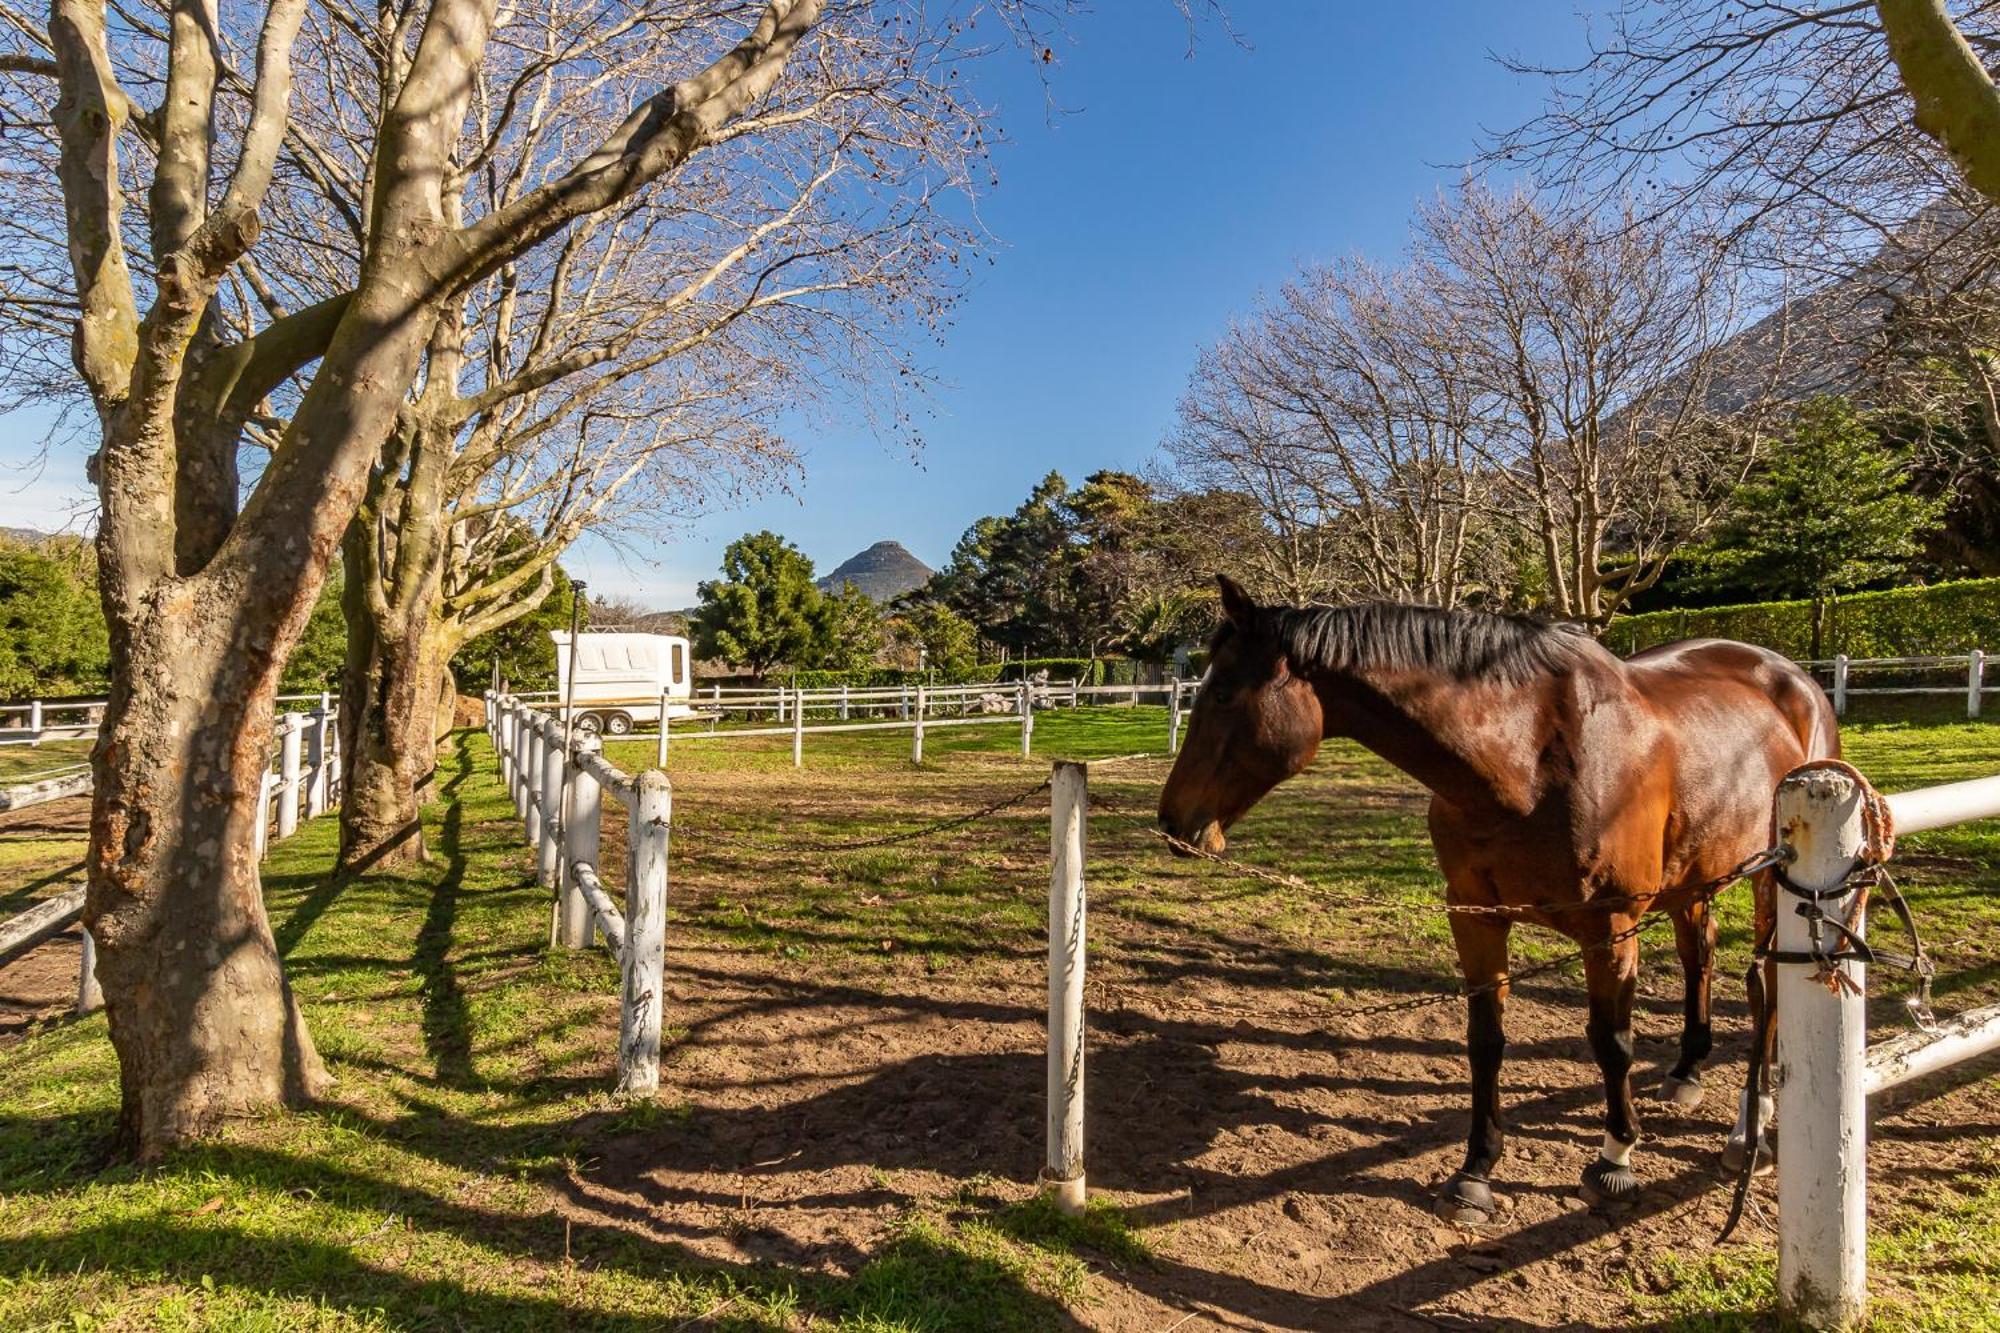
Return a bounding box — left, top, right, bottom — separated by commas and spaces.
485, 689, 1112, 1213
1802, 652, 1989, 717
487, 693, 670, 1093
0, 696, 345, 1020
526, 677, 1203, 770
1767, 763, 2000, 1328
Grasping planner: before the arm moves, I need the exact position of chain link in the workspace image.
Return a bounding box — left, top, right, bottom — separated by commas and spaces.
1091, 799, 1786, 1020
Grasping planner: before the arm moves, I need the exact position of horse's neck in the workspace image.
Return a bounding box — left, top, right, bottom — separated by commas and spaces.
1311, 664, 1548, 815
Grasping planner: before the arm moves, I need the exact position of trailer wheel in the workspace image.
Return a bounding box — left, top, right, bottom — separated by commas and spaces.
603, 711, 635, 736
574, 713, 604, 736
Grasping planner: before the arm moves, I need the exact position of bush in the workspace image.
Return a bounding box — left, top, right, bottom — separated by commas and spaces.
1606, 578, 2000, 659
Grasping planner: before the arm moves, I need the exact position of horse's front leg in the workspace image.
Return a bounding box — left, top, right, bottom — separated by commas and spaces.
1661, 901, 1716, 1107
1437, 913, 1511, 1224
1580, 932, 1644, 1208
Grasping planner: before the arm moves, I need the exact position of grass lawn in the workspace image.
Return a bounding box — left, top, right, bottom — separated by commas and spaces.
0, 700, 1995, 1330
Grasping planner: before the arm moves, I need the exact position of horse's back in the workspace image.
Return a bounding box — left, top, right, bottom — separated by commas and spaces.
1622, 636, 1837, 763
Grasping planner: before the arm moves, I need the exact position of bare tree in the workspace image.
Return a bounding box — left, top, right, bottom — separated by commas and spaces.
1166, 259, 1496, 606
0, 0, 1020, 1157
1413, 185, 1767, 625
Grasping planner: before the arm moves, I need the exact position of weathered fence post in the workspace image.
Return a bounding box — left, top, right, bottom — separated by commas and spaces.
1044, 759, 1088, 1215
537, 718, 564, 890
1832, 653, 1849, 716
620, 770, 671, 1094
277, 714, 303, 840
521, 712, 543, 840
254, 765, 274, 859
559, 734, 602, 949
76, 926, 101, 1014
793, 685, 805, 768
1773, 765, 1871, 1329
1168, 678, 1183, 754
307, 705, 331, 819
1969, 649, 1985, 720
911, 684, 927, 765
1019, 681, 1033, 758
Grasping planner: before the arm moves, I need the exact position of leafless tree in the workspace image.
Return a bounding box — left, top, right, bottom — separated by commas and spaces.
1166, 258, 1497, 606
1416, 185, 1770, 625
0, 0, 1050, 1158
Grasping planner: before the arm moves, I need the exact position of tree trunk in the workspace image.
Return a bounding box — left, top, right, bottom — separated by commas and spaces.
87, 581, 331, 1160
336, 537, 453, 872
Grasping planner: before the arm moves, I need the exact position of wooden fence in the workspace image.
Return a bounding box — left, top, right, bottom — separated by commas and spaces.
488, 694, 669, 1092
1808, 652, 1989, 717
1762, 764, 2000, 1327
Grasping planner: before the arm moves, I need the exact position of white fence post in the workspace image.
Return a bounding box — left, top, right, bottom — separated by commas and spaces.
27, 699, 41, 745
656, 692, 671, 768
76, 926, 102, 1014
1168, 678, 1183, 754
521, 713, 543, 840
840, 683, 850, 720
1044, 759, 1088, 1215
1832, 654, 1849, 716
306, 706, 331, 819
792, 685, 805, 768
254, 767, 274, 860
911, 684, 926, 765
619, 770, 670, 1095
1969, 649, 1985, 720
536, 719, 564, 891
559, 734, 601, 949
276, 715, 302, 840
1019, 681, 1033, 758
1773, 766, 1871, 1329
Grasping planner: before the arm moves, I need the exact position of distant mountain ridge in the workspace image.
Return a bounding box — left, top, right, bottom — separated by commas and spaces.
817, 540, 933, 602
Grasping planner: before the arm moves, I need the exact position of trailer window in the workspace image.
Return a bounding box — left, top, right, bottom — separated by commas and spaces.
671, 643, 685, 686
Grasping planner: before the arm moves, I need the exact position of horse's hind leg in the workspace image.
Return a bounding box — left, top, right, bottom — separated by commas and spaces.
1437, 914, 1511, 1224
1661, 902, 1716, 1107
1580, 934, 1644, 1209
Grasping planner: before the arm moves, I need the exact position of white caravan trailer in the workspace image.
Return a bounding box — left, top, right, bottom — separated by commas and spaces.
550, 631, 695, 735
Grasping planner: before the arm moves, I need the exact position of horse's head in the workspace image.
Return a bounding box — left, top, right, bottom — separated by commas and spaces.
1157, 576, 1325, 856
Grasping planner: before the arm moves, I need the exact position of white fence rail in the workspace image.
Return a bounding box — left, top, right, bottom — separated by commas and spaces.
1769, 764, 2000, 1328
487, 693, 668, 1093
548, 677, 1205, 770
1806, 651, 1991, 718
0, 698, 344, 1020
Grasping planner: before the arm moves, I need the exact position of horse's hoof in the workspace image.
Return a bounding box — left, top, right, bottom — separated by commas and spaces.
1435, 1173, 1496, 1225
1659, 1074, 1704, 1109
1721, 1136, 1775, 1177
1579, 1157, 1642, 1211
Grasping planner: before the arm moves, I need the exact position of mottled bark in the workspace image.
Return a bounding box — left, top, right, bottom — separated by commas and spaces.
1878, 0, 2000, 205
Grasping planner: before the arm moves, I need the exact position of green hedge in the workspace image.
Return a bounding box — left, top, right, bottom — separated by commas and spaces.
774, 655, 1173, 689
1607, 579, 2000, 659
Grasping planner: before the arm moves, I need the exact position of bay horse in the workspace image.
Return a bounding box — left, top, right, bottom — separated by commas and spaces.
1156, 577, 1835, 1221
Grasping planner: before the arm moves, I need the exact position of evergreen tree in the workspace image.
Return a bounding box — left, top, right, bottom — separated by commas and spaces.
1709, 398, 1943, 658
807, 583, 885, 672
692, 532, 824, 675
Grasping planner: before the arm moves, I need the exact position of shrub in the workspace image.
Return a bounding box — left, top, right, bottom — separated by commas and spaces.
1606, 578, 2000, 659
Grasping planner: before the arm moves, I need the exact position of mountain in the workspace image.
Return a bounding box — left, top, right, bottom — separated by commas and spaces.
817, 540, 934, 602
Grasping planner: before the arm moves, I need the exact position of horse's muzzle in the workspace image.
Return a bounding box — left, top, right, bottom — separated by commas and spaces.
1158, 814, 1225, 858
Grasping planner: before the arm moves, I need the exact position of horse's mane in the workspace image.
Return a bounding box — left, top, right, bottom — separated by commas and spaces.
1268, 602, 1599, 686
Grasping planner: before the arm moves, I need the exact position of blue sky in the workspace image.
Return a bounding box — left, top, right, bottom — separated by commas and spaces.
0, 2, 1593, 605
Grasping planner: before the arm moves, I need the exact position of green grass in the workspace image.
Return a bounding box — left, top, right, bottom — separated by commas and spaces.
0, 700, 1994, 1329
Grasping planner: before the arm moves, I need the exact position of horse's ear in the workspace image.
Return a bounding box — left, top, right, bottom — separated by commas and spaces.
1216, 575, 1256, 628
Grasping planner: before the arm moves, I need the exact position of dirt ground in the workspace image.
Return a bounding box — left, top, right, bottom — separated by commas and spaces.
560, 904, 2000, 1329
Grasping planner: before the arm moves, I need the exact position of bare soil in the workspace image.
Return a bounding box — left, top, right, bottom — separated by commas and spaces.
550, 755, 2000, 1331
